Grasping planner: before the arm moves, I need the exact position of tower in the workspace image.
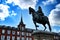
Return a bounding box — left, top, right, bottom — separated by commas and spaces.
18, 16, 25, 31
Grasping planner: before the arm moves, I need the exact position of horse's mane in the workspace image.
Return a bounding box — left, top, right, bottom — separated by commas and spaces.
29, 7, 35, 13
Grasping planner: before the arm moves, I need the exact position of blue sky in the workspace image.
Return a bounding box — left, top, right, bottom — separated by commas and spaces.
0, 0, 60, 32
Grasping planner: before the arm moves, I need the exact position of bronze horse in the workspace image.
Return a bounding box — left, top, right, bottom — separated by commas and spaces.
29, 7, 51, 32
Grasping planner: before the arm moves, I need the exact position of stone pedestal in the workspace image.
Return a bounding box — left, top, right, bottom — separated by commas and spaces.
32, 30, 60, 40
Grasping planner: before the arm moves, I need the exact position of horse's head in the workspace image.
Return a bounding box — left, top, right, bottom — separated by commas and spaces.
29, 7, 35, 14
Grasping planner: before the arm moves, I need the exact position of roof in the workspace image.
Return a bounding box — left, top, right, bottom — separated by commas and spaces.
0, 25, 33, 32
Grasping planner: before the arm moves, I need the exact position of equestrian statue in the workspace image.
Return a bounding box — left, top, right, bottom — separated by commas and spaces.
29, 6, 51, 32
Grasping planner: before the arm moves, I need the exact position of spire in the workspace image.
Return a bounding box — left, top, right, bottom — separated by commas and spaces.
18, 13, 25, 27
18, 13, 25, 30
20, 15, 24, 25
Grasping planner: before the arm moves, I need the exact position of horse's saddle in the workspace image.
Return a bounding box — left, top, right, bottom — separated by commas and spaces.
37, 13, 44, 20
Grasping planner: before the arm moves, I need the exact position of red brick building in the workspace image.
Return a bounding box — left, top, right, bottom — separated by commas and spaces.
0, 17, 34, 40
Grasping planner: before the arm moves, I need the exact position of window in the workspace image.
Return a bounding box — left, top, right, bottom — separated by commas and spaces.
43, 38, 51, 40
12, 31, 15, 35
7, 36, 10, 40
1, 35, 5, 40
29, 38, 32, 40
29, 33, 31, 36
2, 29, 5, 34
54, 36, 59, 39
17, 37, 20, 40
7, 30, 11, 34
34, 39, 37, 40
26, 37, 29, 40
22, 37, 25, 40
22, 32, 24, 36
43, 39, 46, 40
17, 31, 20, 35
26, 33, 29, 36
12, 36, 15, 40
22, 27, 24, 30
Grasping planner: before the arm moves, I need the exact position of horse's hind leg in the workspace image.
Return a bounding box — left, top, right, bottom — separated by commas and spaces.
43, 25, 46, 31
33, 21, 39, 30
47, 21, 51, 32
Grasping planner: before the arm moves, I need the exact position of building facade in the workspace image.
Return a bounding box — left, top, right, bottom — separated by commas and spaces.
0, 17, 34, 40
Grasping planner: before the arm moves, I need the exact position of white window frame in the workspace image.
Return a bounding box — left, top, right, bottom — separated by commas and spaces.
29, 33, 31, 36
26, 33, 29, 36
7, 36, 10, 40
2, 29, 5, 34
29, 38, 32, 40
26, 37, 29, 40
22, 37, 25, 40
1, 35, 5, 40
22, 32, 24, 36
17, 31, 20, 35
12, 36, 15, 40
22, 27, 24, 30
12, 31, 15, 35
17, 37, 20, 40
7, 30, 11, 34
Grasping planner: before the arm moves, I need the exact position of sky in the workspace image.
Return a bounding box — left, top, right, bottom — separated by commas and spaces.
0, 0, 60, 33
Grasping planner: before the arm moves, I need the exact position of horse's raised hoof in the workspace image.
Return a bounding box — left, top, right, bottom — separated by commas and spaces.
44, 29, 45, 31
50, 30, 51, 32
36, 25, 39, 27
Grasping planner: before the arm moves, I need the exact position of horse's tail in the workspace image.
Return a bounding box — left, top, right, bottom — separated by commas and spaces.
47, 20, 51, 32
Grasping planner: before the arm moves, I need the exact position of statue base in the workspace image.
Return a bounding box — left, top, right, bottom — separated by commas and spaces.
32, 30, 60, 40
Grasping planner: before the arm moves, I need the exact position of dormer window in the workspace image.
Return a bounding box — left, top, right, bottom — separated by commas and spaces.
22, 27, 24, 31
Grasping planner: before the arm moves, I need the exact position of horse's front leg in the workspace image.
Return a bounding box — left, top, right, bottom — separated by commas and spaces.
33, 21, 39, 30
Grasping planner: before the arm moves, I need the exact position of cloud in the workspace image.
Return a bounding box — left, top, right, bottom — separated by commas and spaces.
0, 4, 10, 21
11, 11, 17, 16
52, 28, 60, 33
0, 4, 17, 21
6, 0, 38, 9
42, 0, 57, 6
52, 29, 60, 33
49, 4, 60, 26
